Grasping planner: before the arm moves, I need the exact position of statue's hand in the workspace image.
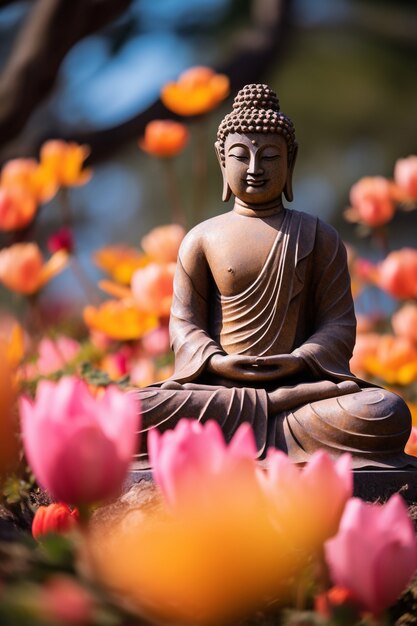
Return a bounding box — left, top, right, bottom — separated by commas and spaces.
255, 354, 304, 379
207, 353, 303, 382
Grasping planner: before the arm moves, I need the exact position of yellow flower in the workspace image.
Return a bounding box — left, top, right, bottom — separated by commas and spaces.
40, 140, 92, 187
0, 244, 68, 295
83, 300, 158, 341
94, 246, 148, 285
161, 66, 230, 116
364, 335, 417, 386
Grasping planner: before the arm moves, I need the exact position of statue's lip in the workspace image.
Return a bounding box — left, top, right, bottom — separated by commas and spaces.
245, 178, 268, 187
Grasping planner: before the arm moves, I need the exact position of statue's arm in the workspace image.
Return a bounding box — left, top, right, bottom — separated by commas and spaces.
292, 223, 356, 379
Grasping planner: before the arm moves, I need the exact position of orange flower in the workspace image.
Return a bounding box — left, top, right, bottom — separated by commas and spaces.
139, 120, 189, 158
131, 262, 176, 317
141, 224, 185, 263
83, 299, 158, 341
94, 245, 148, 285
377, 248, 417, 300
161, 66, 230, 116
40, 140, 92, 187
364, 334, 417, 385
346, 177, 396, 227
394, 155, 417, 200
1, 158, 57, 203
350, 333, 381, 376
0, 186, 37, 231
0, 243, 68, 295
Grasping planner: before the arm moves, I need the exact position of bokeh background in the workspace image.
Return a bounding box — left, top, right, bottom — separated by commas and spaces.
0, 0, 416, 314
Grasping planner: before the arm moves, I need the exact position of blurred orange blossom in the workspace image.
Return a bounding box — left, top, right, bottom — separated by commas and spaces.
94, 245, 148, 285
161, 66, 230, 116
40, 140, 92, 187
1, 157, 58, 203
364, 334, 417, 385
0, 344, 20, 481
0, 186, 37, 231
83, 299, 158, 341
139, 120, 189, 158
0, 243, 69, 295
392, 303, 417, 344
131, 262, 176, 317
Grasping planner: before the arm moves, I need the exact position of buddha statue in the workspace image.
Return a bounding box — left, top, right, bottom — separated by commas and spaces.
135, 84, 415, 469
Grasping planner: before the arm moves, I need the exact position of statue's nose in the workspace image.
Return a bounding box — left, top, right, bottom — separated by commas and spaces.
247, 153, 263, 175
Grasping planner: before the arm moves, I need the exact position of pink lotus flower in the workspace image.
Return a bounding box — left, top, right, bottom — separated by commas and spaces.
377, 248, 417, 299
20, 376, 139, 505
142, 325, 170, 356
325, 495, 417, 617
392, 303, 417, 345
394, 155, 417, 200
131, 262, 176, 317
148, 419, 259, 512
348, 177, 395, 227
258, 450, 352, 554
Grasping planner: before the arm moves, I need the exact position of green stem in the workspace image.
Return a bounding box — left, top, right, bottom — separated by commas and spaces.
162, 159, 187, 227
192, 119, 209, 225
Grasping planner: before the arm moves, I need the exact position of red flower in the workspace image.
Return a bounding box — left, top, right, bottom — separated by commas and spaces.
32, 503, 79, 540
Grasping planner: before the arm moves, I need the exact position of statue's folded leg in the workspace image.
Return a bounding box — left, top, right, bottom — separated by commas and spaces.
269, 387, 417, 469
132, 385, 269, 459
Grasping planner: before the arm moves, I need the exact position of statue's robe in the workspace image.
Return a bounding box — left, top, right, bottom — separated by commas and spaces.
135, 209, 413, 468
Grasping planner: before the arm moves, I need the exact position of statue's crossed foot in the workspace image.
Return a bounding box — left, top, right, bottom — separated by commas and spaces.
268, 379, 360, 413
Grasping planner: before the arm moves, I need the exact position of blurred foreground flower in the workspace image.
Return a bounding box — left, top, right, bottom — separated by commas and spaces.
0, 243, 68, 295
141, 223, 185, 263
377, 248, 417, 299
131, 262, 176, 317
162, 66, 229, 116
91, 421, 303, 625
325, 495, 417, 618
20, 376, 139, 505
32, 503, 79, 540
84, 299, 158, 341
40, 140, 92, 187
258, 449, 352, 555
394, 155, 417, 200
346, 176, 396, 227
139, 120, 189, 157
39, 576, 95, 625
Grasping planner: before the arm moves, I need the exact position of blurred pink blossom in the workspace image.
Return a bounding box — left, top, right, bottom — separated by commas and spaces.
141, 224, 185, 263
392, 303, 417, 345
142, 325, 170, 356
377, 248, 417, 299
348, 177, 395, 227
148, 419, 258, 511
325, 495, 417, 617
20, 376, 139, 504
258, 450, 352, 554
394, 156, 417, 200
47, 227, 74, 254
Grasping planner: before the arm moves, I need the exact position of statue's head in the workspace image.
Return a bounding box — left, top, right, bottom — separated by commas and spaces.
215, 84, 298, 204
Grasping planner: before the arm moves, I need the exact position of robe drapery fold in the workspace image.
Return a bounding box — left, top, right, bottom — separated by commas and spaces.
135, 209, 414, 468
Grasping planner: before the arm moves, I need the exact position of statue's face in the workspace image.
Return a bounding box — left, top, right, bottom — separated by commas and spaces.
224, 132, 288, 205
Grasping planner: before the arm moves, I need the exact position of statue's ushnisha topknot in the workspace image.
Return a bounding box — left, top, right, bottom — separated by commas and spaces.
216, 84, 296, 163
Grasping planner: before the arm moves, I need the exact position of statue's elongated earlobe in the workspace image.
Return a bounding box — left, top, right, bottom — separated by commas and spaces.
215, 141, 232, 203
284, 143, 298, 203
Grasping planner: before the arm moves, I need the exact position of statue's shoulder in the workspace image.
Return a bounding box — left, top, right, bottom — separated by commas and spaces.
294, 209, 342, 243
178, 212, 231, 256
